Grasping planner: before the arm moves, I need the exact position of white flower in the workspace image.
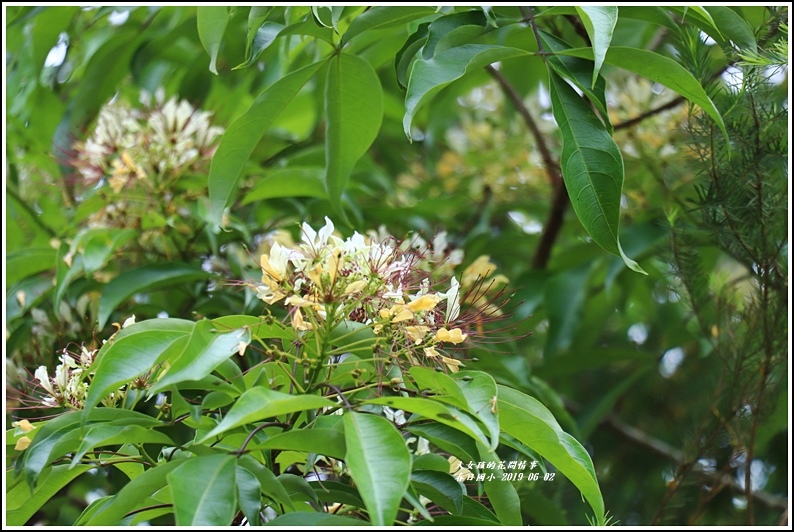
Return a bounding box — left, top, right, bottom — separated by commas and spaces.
443, 277, 461, 323
34, 366, 55, 396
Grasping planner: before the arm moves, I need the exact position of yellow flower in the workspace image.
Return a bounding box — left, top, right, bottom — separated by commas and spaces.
462, 255, 497, 286
291, 307, 312, 331
441, 356, 463, 373
406, 295, 441, 312
404, 326, 430, 345
344, 280, 368, 295
12, 419, 35, 433
15, 436, 32, 451
423, 346, 440, 358
435, 327, 467, 344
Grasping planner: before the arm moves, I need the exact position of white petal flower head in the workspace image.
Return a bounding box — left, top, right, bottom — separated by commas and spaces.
34, 366, 56, 396
444, 277, 461, 323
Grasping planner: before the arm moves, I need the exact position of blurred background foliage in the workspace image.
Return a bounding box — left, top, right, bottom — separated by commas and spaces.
5, 5, 789, 526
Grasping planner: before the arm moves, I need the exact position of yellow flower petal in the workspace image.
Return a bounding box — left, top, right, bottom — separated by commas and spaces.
406, 294, 441, 312
423, 346, 440, 358
391, 307, 414, 323
15, 436, 32, 451
435, 327, 467, 344
404, 326, 429, 344
344, 280, 368, 295
13, 420, 35, 433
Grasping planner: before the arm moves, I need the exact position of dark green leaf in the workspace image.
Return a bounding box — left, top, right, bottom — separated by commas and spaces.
343, 6, 437, 45
403, 45, 528, 140
407, 422, 479, 465
6, 464, 94, 526
200, 389, 335, 442
197, 7, 229, 74
543, 266, 590, 358
238, 455, 295, 511
70, 424, 172, 466
422, 11, 488, 59
265, 513, 370, 526
168, 454, 237, 526
704, 6, 757, 53
366, 396, 490, 447
208, 60, 324, 227
343, 411, 411, 526
234, 21, 284, 70
411, 469, 465, 514
548, 70, 644, 274
236, 466, 263, 526
325, 53, 383, 219
97, 263, 211, 329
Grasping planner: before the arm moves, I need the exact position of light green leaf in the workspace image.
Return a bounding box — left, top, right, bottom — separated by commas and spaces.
409, 366, 468, 410
453, 371, 500, 452
168, 454, 237, 526
248, 428, 346, 460
200, 389, 335, 442
342, 6, 437, 45
197, 6, 229, 74
86, 460, 184, 525
365, 396, 490, 447
667, 6, 723, 41
497, 386, 606, 526
403, 44, 528, 140
211, 315, 295, 341
265, 513, 370, 526
70, 424, 172, 466
208, 60, 324, 227
411, 470, 465, 514
6, 247, 56, 286
6, 465, 94, 525
242, 167, 327, 204
148, 319, 251, 395
325, 53, 383, 218
83, 319, 194, 415
574, 6, 617, 88
343, 411, 411, 526
234, 21, 283, 70
238, 455, 295, 511
557, 46, 728, 142
311, 6, 333, 28
97, 263, 211, 329
548, 70, 644, 274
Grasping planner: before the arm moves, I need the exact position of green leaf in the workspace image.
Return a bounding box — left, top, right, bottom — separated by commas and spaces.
415, 515, 501, 526
83, 319, 194, 415
342, 6, 437, 45
248, 428, 346, 460
85, 460, 184, 525
395, 23, 430, 89
477, 442, 522, 526
403, 44, 528, 140
409, 366, 468, 410
365, 396, 490, 447
211, 315, 295, 341
452, 371, 500, 452
325, 53, 383, 219
238, 455, 295, 511
148, 319, 251, 395
97, 263, 211, 329
242, 167, 327, 203
6, 464, 94, 526
53, 246, 83, 310
168, 454, 237, 526
343, 411, 411, 526
265, 513, 370, 526
24, 409, 160, 488
408, 423, 479, 466
6, 247, 56, 286
497, 386, 605, 525
70, 424, 172, 466
704, 6, 757, 53
543, 266, 590, 358
236, 466, 263, 526
411, 470, 464, 514
574, 6, 617, 88
547, 70, 644, 274
208, 60, 324, 227
200, 389, 335, 442
197, 7, 229, 74
557, 46, 728, 142
422, 11, 488, 59
234, 21, 284, 70
667, 6, 724, 41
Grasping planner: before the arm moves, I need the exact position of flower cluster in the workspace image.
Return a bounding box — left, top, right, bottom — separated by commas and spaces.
254, 218, 507, 373
72, 89, 224, 190
34, 346, 103, 410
